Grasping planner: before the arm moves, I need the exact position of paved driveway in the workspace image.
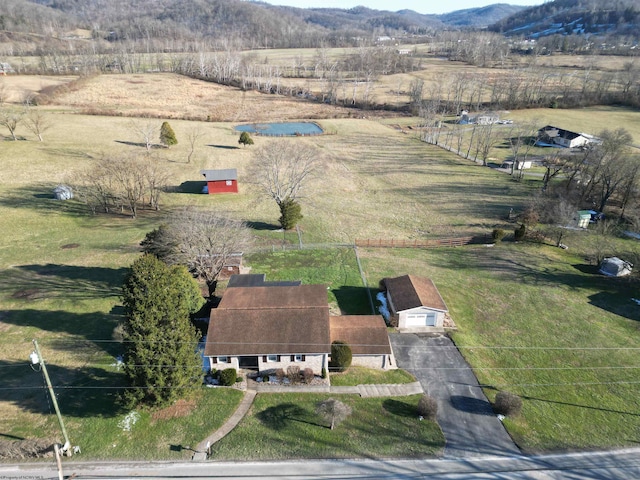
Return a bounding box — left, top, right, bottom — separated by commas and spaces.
390, 333, 520, 458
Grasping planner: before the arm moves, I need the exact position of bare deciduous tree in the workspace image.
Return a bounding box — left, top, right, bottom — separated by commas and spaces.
0, 107, 23, 140
248, 139, 321, 214
130, 120, 158, 151
23, 108, 51, 142
164, 209, 252, 297
186, 127, 205, 163
73, 154, 168, 217
315, 398, 352, 430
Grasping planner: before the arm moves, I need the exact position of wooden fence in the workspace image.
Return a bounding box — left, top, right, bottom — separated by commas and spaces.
355, 236, 488, 249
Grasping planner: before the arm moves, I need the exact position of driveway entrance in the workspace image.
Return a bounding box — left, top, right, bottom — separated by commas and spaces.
390, 333, 520, 458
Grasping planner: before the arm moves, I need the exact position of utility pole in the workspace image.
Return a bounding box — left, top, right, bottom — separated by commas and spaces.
30, 339, 71, 454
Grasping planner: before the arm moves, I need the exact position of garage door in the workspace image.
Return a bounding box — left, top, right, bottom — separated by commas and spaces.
406, 312, 436, 327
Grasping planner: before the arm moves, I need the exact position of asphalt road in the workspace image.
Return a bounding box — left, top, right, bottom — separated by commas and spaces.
389, 333, 520, 458
5, 449, 640, 479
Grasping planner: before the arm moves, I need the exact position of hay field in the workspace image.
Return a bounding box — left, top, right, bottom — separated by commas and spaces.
47, 73, 362, 122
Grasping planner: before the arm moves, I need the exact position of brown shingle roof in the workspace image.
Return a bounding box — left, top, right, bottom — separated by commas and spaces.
204, 307, 330, 356
329, 315, 391, 355
204, 284, 331, 357
384, 275, 448, 313
218, 285, 328, 309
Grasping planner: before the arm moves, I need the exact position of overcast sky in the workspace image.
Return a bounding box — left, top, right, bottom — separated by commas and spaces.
263, 1, 540, 15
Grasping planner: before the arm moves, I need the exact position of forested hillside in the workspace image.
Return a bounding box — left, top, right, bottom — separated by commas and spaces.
0, 0, 524, 53
490, 0, 640, 37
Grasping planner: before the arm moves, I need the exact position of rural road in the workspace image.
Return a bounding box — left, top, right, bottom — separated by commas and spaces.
390, 333, 520, 458
5, 449, 640, 479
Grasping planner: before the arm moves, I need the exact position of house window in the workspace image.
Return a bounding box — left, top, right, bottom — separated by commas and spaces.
266, 355, 278, 363
217, 356, 229, 363
226, 180, 233, 186
294, 354, 305, 362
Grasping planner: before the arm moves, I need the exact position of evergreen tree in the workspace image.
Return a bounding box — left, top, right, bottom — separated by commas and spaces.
278, 197, 303, 230
121, 254, 204, 407
159, 121, 178, 147
238, 131, 254, 147
329, 340, 352, 373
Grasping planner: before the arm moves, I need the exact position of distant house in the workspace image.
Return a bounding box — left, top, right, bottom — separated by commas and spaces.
0, 63, 14, 75
382, 275, 450, 332
201, 169, 238, 194
537, 126, 590, 148
204, 277, 395, 374
458, 111, 499, 125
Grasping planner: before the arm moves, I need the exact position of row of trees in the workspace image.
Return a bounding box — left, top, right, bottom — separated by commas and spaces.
72, 153, 169, 218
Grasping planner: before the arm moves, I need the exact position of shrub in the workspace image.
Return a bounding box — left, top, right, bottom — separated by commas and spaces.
303, 368, 314, 384
286, 365, 301, 384
238, 131, 254, 147
330, 341, 352, 373
160, 121, 177, 146
493, 391, 523, 417
321, 367, 327, 379
219, 368, 237, 387
262, 374, 269, 383
492, 228, 506, 243
514, 224, 526, 241
275, 368, 285, 382
417, 394, 438, 421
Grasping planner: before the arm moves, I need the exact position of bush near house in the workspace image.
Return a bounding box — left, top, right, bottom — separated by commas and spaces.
219, 368, 238, 387
330, 341, 352, 373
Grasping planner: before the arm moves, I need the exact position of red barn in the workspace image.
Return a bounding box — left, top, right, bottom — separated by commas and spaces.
201, 169, 238, 194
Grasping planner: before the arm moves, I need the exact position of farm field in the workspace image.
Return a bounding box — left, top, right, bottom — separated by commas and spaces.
0, 70, 639, 459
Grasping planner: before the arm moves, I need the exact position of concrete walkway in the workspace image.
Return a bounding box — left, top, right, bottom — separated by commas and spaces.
191, 381, 423, 461
192, 389, 257, 461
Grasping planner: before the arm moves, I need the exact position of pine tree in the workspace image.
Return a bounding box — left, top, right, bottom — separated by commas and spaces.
121, 254, 204, 407
238, 131, 254, 147
278, 197, 303, 230
160, 121, 178, 147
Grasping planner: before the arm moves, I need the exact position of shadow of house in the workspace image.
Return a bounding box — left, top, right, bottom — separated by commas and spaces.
332, 285, 377, 315
178, 181, 207, 194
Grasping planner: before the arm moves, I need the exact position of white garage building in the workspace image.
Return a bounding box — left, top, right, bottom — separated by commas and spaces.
383, 275, 449, 332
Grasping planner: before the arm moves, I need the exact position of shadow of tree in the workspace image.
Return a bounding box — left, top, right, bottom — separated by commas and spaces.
257, 403, 320, 431
246, 221, 280, 231
0, 184, 90, 217
115, 140, 165, 150
207, 144, 240, 150
382, 399, 416, 418
0, 264, 127, 301
449, 395, 495, 416
0, 309, 122, 357
0, 359, 126, 419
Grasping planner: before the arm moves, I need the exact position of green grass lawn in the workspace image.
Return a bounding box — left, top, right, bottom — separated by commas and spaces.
330, 367, 416, 386
1, 75, 639, 458
359, 240, 640, 453
211, 393, 444, 460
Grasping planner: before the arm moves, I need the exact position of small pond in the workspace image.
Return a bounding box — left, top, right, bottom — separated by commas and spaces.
235, 122, 323, 136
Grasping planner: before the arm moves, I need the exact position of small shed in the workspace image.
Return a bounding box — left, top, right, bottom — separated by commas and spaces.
201, 169, 238, 194
53, 185, 73, 200
599, 257, 633, 277
576, 210, 592, 229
